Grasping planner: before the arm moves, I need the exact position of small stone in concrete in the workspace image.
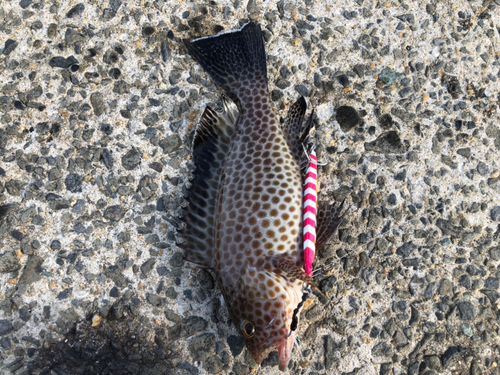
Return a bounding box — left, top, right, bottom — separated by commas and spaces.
103, 205, 125, 221
18, 255, 44, 285
457, 301, 475, 321
0, 251, 21, 273
121, 149, 141, 170
188, 333, 216, 362
90, 92, 105, 116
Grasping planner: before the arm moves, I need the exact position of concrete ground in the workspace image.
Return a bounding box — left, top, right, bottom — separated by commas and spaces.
0, 0, 500, 374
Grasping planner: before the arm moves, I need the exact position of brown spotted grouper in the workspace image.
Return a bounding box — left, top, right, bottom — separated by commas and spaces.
180, 22, 344, 370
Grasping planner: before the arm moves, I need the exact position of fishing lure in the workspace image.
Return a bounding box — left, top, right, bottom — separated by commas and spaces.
303, 149, 318, 276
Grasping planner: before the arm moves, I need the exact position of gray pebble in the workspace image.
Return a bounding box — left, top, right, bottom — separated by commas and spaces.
0, 319, 14, 336
438, 279, 452, 296
113, 80, 130, 94
5, 180, 25, 196
72, 199, 85, 214
319, 275, 337, 292
197, 269, 214, 289
65, 173, 82, 193
457, 301, 476, 321
457, 148, 471, 157
203, 355, 224, 374
424, 355, 441, 371
305, 304, 323, 321
295, 84, 309, 97
379, 363, 392, 375
378, 67, 403, 84
461, 323, 473, 337
262, 353, 283, 369
50, 240, 61, 250
169, 252, 185, 268
435, 218, 463, 238
18, 255, 44, 285
103, 205, 125, 221
188, 333, 216, 361
169, 316, 207, 340
66, 3, 84, 18
324, 335, 338, 369
157, 266, 169, 276
490, 206, 500, 221
140, 258, 156, 275
336, 106, 361, 132
0, 251, 21, 273
18, 305, 31, 322
227, 334, 245, 357
364, 131, 405, 154
121, 148, 141, 170
48, 167, 63, 181
90, 92, 105, 116
490, 247, 500, 261
3, 39, 18, 56
484, 277, 499, 290
476, 162, 488, 176
409, 305, 420, 326
232, 362, 251, 375
49, 55, 78, 69
100, 148, 114, 170
161, 42, 171, 63
396, 242, 416, 257
0, 336, 11, 349
143, 112, 159, 126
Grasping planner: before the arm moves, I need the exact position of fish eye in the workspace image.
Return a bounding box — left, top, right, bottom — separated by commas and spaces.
240, 320, 255, 338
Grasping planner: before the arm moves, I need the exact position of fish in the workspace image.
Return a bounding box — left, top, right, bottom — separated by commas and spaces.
180, 22, 345, 370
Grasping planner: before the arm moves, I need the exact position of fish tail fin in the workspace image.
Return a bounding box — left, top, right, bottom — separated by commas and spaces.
184, 22, 268, 100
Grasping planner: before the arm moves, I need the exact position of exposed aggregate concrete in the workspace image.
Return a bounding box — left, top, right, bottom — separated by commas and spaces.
0, 0, 500, 374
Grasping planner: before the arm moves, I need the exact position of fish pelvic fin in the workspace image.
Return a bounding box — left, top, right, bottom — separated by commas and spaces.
316, 200, 349, 250
184, 22, 268, 101
282, 97, 306, 165
276, 258, 317, 290
282, 97, 316, 169
179, 95, 239, 268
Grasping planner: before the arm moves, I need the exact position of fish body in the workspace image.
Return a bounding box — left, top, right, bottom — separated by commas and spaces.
181, 22, 342, 370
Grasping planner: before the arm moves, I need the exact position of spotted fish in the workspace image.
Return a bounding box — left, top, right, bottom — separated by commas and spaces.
180, 22, 344, 370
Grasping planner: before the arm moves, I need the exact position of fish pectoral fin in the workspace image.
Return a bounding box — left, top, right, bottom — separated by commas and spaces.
179, 98, 239, 269
316, 199, 349, 250
277, 258, 317, 290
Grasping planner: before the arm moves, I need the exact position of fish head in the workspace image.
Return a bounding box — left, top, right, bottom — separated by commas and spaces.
229, 259, 311, 370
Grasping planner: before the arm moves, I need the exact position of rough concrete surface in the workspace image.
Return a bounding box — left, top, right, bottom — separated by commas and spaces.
0, 0, 500, 374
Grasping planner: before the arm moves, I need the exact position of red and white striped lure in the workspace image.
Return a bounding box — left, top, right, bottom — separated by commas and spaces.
303, 149, 318, 276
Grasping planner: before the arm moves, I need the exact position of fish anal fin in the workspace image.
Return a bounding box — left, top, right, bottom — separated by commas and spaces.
180, 97, 239, 269
316, 200, 348, 250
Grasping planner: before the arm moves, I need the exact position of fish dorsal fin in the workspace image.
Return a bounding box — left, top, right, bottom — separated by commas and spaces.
316, 200, 348, 250
179, 95, 239, 267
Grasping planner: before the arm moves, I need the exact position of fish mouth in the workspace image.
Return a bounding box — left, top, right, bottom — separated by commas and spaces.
277, 333, 294, 371
251, 336, 292, 371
